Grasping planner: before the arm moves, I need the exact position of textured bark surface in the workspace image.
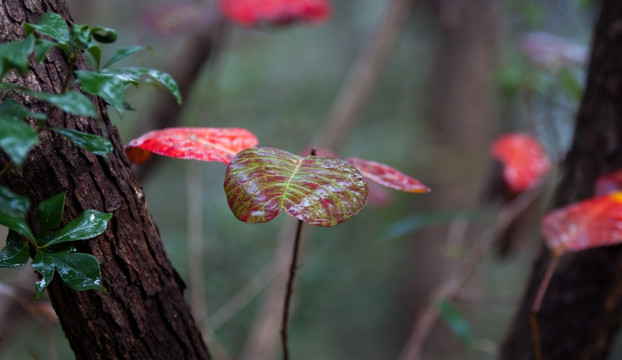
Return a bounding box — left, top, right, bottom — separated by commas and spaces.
0, 1, 210, 359
500, 2, 622, 359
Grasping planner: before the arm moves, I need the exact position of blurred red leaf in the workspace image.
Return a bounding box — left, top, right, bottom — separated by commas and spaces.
595, 169, 622, 196
491, 133, 550, 194
219, 0, 330, 27
125, 127, 258, 164
224, 147, 368, 226
344, 157, 430, 193
542, 192, 622, 256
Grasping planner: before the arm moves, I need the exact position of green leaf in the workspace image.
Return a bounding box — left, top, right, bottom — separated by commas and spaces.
74, 70, 127, 115
103, 46, 146, 69
0, 186, 30, 218
0, 99, 46, 121
0, 34, 35, 77
24, 13, 70, 45
31, 250, 55, 299
86, 45, 102, 70
91, 26, 117, 43
42, 210, 111, 248
51, 127, 113, 158
0, 230, 29, 268
106, 67, 182, 105
224, 147, 369, 226
70, 24, 92, 50
0, 83, 98, 118
0, 117, 39, 167
44, 251, 106, 294
435, 300, 474, 347
0, 213, 35, 241
38, 191, 66, 238
33, 38, 57, 63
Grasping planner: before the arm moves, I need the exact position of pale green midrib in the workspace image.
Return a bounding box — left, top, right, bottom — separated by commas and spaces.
280, 158, 303, 209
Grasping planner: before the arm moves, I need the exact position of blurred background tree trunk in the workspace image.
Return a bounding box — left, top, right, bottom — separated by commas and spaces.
0, 1, 210, 358
500, 1, 622, 359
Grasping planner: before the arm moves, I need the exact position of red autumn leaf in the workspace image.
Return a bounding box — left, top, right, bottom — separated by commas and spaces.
219, 0, 330, 27
490, 133, 550, 194
344, 157, 430, 193
542, 192, 622, 256
224, 147, 368, 226
595, 169, 622, 196
125, 127, 258, 165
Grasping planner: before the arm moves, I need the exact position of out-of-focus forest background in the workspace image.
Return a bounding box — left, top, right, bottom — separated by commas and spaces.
0, 0, 606, 359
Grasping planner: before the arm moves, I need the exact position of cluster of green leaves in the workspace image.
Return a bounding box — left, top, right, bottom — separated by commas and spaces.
0, 12, 181, 168
0, 13, 180, 299
0, 189, 110, 298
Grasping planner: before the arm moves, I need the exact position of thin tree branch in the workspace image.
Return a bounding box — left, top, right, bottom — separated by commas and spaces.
280, 219, 304, 360
399, 178, 549, 360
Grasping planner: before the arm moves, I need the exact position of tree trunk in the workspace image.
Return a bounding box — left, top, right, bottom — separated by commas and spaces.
500, 2, 622, 359
0, 1, 210, 359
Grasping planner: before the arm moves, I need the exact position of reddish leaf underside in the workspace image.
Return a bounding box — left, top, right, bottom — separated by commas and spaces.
124, 127, 258, 165
224, 147, 369, 226
345, 157, 430, 193
595, 169, 622, 196
542, 192, 622, 256
219, 0, 330, 27
491, 133, 550, 194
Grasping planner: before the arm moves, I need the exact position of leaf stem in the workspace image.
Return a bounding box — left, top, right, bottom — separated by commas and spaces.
530, 254, 560, 360
281, 219, 304, 360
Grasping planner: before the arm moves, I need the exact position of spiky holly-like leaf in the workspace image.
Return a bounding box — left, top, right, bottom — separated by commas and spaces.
125, 127, 258, 165
491, 133, 550, 194
542, 192, 622, 256
345, 157, 430, 193
219, 0, 330, 27
224, 147, 369, 226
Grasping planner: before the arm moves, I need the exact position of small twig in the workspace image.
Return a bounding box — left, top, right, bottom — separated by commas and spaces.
281, 219, 304, 360
399, 179, 548, 360
529, 254, 560, 360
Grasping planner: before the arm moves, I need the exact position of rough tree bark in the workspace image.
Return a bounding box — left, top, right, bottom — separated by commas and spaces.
500, 2, 622, 359
0, 1, 210, 359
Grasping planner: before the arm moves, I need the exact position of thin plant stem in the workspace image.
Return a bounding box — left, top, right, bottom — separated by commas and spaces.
0, 162, 12, 177
281, 219, 304, 360
530, 254, 561, 360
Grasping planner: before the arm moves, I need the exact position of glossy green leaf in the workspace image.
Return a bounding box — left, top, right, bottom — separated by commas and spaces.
0, 83, 98, 118
33, 38, 57, 63
0, 213, 35, 241
91, 26, 117, 43
103, 46, 146, 69
25, 12, 70, 45
86, 45, 102, 70
70, 24, 92, 50
38, 191, 66, 238
31, 251, 55, 299
0, 99, 47, 121
0, 34, 34, 76
0, 117, 39, 167
435, 300, 474, 347
42, 210, 111, 248
105, 67, 182, 105
52, 127, 113, 158
0, 230, 29, 268
224, 147, 369, 226
48, 252, 105, 294
0, 186, 30, 218
74, 70, 127, 115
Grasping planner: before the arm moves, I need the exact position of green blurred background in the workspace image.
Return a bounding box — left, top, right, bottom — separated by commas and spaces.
0, 0, 603, 359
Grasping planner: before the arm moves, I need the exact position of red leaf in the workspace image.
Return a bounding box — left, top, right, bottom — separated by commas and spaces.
595, 169, 622, 196
219, 0, 330, 27
490, 133, 550, 194
125, 127, 258, 164
344, 157, 430, 193
542, 192, 622, 256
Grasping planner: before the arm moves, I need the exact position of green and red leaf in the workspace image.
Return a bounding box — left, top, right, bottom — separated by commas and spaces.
224, 147, 369, 226
542, 192, 622, 256
345, 157, 430, 193
491, 133, 550, 194
125, 127, 258, 165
